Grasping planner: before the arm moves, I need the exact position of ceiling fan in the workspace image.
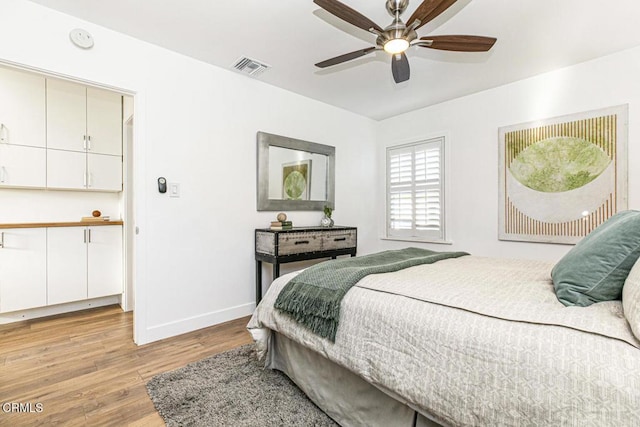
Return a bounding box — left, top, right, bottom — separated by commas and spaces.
314, 0, 497, 83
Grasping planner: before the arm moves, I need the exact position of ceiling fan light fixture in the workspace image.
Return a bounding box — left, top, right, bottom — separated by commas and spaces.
383, 38, 410, 54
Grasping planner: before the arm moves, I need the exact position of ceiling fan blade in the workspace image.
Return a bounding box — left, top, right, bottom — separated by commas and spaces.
407, 0, 457, 30
315, 47, 377, 68
313, 0, 383, 32
418, 35, 497, 51
391, 53, 410, 83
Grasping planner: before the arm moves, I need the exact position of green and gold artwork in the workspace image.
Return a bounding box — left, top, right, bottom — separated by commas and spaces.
498, 106, 627, 244
284, 170, 306, 199
509, 137, 611, 193
282, 160, 311, 200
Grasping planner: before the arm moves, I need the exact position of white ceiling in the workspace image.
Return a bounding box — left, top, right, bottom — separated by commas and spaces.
27, 0, 640, 120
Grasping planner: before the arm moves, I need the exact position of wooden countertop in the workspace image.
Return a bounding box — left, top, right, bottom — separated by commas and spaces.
0, 221, 124, 229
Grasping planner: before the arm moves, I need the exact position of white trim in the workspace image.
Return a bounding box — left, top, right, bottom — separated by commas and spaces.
0, 58, 136, 95
131, 90, 147, 344
140, 302, 255, 345
0, 296, 120, 324
380, 237, 453, 245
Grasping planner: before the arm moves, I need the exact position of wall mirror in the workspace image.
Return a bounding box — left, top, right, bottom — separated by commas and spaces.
257, 131, 335, 211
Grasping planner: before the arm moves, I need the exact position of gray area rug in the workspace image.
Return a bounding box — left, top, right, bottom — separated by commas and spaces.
146, 344, 338, 426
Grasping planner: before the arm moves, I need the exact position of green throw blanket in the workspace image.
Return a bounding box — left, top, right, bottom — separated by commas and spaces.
274, 247, 469, 341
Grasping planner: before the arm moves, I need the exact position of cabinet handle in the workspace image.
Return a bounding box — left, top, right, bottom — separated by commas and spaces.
83, 135, 92, 150
294, 240, 310, 245
88, 229, 92, 243
83, 171, 87, 187
333, 237, 347, 241
84, 229, 87, 243
0, 124, 7, 143
0, 232, 4, 248
87, 172, 92, 188
0, 166, 6, 183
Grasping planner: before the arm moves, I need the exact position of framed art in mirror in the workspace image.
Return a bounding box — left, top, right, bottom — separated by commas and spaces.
257, 131, 335, 211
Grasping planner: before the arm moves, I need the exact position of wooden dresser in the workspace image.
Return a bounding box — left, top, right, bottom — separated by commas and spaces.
254, 226, 357, 304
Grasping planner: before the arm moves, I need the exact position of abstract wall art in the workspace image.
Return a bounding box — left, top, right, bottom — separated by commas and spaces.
282, 160, 311, 200
498, 105, 628, 244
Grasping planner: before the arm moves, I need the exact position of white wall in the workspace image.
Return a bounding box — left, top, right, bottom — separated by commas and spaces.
0, 0, 378, 344
377, 45, 640, 261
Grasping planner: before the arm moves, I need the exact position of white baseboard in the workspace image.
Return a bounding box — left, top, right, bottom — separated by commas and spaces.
138, 302, 255, 345
0, 296, 121, 324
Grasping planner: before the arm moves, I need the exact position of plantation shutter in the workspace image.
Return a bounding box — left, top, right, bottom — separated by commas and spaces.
387, 137, 444, 240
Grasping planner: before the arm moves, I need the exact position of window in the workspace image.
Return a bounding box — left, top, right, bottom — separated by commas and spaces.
386, 137, 445, 242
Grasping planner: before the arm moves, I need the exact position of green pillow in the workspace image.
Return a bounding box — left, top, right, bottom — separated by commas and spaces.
552, 210, 640, 306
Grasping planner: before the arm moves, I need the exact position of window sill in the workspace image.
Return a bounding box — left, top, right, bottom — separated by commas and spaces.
381, 236, 453, 245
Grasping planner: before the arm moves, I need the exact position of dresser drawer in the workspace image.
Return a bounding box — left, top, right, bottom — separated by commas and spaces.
278, 232, 323, 255
255, 231, 276, 255
322, 229, 357, 251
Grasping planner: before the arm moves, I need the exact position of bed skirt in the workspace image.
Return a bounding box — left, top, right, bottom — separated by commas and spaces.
266, 331, 444, 427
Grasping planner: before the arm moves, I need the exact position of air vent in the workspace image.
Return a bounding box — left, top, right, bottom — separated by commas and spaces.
232, 57, 271, 77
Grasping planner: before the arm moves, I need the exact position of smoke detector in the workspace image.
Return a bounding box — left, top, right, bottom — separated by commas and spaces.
232, 57, 270, 77
69, 28, 94, 49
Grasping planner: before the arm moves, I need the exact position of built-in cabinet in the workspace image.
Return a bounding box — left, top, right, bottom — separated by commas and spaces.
0, 228, 47, 312
0, 67, 46, 148
47, 227, 87, 305
47, 225, 123, 305
46, 79, 122, 155
46, 79, 122, 191
0, 224, 123, 313
0, 65, 126, 317
0, 67, 123, 192
0, 67, 47, 189
0, 144, 46, 188
47, 149, 122, 191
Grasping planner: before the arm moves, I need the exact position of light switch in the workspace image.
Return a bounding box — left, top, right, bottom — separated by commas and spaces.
169, 183, 180, 198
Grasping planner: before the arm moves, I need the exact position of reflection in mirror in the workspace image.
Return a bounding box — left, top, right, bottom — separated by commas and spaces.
268, 146, 329, 201
257, 132, 335, 211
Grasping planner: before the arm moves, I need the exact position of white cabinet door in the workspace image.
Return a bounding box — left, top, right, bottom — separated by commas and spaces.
0, 67, 46, 148
46, 79, 86, 152
87, 226, 123, 298
47, 149, 86, 190
46, 79, 122, 191
0, 144, 46, 188
87, 153, 122, 192
87, 87, 122, 156
0, 228, 47, 313
47, 227, 88, 305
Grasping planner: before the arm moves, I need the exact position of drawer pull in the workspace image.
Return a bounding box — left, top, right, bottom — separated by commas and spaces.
294, 240, 310, 245
333, 237, 347, 241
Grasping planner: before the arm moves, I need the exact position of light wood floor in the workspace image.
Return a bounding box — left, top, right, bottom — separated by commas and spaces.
0, 305, 253, 426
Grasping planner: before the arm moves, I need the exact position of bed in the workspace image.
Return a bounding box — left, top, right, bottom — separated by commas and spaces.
247, 249, 640, 426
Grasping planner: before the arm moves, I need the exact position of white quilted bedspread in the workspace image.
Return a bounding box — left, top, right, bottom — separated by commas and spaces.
248, 256, 640, 426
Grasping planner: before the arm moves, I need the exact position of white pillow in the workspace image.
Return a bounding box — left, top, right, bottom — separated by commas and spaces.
623, 257, 640, 341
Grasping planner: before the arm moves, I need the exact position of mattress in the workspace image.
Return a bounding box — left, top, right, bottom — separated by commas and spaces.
248, 256, 640, 426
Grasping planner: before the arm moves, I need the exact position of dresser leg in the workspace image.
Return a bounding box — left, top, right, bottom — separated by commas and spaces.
256, 260, 262, 305
273, 263, 280, 279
